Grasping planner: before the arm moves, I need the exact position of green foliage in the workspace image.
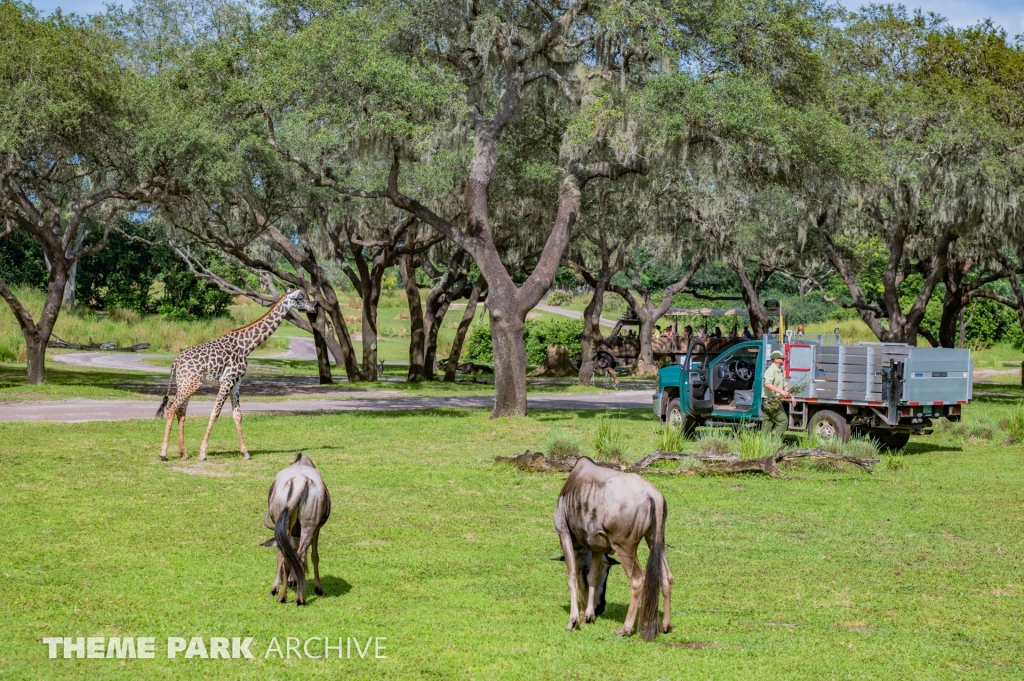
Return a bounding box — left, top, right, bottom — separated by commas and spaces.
0, 229, 47, 291
524, 319, 583, 365
156, 259, 235, 321
463, 325, 494, 363
464, 318, 584, 365
76, 220, 165, 312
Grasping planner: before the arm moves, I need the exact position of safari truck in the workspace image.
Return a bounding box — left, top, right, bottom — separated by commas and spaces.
581, 306, 774, 372
653, 332, 973, 449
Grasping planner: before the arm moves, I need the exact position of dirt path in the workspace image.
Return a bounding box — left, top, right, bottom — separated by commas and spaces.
0, 390, 653, 423
50, 351, 171, 373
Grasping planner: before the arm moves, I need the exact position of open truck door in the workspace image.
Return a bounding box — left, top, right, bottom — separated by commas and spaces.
683, 340, 713, 413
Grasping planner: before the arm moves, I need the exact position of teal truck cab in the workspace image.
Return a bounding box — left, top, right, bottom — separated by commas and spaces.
653, 333, 973, 449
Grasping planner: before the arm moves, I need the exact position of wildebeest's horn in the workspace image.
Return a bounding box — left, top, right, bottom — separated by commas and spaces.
261, 538, 278, 547
551, 556, 566, 561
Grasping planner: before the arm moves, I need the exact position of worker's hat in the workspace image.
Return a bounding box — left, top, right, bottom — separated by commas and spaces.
770, 351, 784, 360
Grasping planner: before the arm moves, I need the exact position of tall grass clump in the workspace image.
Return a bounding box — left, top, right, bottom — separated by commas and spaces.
593, 418, 627, 463
656, 425, 686, 453
739, 429, 782, 460
696, 428, 735, 457
1001, 403, 1024, 445
547, 429, 582, 458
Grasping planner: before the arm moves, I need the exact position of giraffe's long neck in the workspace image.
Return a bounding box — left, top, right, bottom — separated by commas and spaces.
238, 299, 291, 355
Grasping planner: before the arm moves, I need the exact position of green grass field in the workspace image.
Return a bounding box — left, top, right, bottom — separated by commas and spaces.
2, 396, 1024, 679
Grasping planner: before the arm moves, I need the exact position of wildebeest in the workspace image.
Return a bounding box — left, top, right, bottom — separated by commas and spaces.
262, 453, 331, 605
553, 457, 673, 640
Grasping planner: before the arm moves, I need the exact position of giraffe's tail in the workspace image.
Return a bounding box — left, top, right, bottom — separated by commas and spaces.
156, 360, 177, 418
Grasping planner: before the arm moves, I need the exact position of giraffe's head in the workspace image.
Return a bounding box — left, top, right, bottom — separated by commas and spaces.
283, 289, 317, 313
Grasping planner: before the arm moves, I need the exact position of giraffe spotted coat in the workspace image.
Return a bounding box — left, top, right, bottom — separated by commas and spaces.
157, 290, 316, 461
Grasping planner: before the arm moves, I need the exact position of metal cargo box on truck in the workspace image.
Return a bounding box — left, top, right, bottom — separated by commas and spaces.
902, 347, 973, 406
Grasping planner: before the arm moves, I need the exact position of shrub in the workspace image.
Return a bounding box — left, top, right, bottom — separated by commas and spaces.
463, 325, 494, 363
524, 318, 582, 364
546, 290, 573, 306
547, 430, 582, 458
593, 419, 627, 463
885, 453, 908, 471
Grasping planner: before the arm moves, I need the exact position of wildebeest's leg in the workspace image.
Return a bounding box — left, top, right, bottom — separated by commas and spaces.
176, 398, 189, 459
557, 531, 580, 630
271, 551, 284, 597
582, 553, 602, 623
311, 527, 324, 596
613, 544, 644, 637
229, 379, 249, 459
278, 552, 290, 604
198, 382, 231, 460
295, 526, 320, 605
661, 550, 674, 634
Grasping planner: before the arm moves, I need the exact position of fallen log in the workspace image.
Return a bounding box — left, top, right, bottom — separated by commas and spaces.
496, 447, 878, 478
48, 335, 151, 352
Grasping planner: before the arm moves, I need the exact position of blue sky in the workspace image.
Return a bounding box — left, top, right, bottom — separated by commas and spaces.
26, 0, 1024, 38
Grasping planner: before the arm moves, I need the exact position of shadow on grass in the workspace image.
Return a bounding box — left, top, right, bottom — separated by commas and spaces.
318, 575, 352, 598
559, 602, 629, 624
902, 442, 964, 455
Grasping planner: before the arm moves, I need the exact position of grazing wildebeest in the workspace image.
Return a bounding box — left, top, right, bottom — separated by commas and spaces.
554, 457, 673, 640
261, 453, 331, 605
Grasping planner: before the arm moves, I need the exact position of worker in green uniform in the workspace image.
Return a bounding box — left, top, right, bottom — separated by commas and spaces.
762, 350, 796, 434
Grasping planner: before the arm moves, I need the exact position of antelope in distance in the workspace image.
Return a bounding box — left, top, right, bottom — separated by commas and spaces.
554, 457, 673, 641
262, 453, 331, 605
156, 289, 316, 461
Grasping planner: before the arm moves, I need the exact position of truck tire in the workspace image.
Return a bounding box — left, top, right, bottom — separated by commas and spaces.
666, 398, 698, 439
596, 351, 617, 370
808, 409, 850, 443
871, 430, 910, 451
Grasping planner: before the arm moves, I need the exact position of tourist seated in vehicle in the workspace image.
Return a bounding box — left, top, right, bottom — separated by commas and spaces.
684, 325, 694, 341
741, 326, 752, 340
653, 325, 661, 338
697, 326, 707, 339
712, 326, 722, 338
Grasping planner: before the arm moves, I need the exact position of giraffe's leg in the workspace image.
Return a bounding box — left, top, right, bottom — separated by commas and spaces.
160, 400, 177, 461
198, 384, 231, 461
177, 398, 190, 459
229, 379, 249, 459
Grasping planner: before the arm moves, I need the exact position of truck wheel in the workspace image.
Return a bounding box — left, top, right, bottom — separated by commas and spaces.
666, 398, 698, 439
596, 352, 616, 370
808, 409, 850, 443
872, 431, 910, 451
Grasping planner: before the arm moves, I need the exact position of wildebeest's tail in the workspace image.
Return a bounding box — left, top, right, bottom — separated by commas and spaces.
274, 484, 307, 597
155, 363, 176, 418
638, 496, 666, 641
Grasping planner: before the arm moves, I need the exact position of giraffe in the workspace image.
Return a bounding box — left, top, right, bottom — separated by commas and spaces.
156, 290, 316, 461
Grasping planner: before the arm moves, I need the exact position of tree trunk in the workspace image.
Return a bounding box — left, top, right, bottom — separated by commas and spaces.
577, 287, 603, 384
307, 311, 333, 384
490, 307, 528, 417
636, 316, 656, 375
401, 255, 426, 382
938, 292, 964, 348
25, 334, 47, 384
360, 283, 381, 381
424, 299, 451, 381
444, 280, 484, 382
